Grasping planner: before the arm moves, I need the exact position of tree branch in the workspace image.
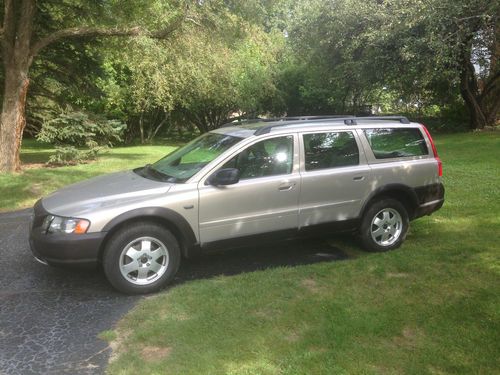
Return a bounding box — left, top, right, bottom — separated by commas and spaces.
454, 15, 490, 23
29, 14, 185, 58
186, 17, 202, 27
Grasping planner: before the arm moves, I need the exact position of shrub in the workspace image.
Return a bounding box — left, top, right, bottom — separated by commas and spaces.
37, 111, 126, 165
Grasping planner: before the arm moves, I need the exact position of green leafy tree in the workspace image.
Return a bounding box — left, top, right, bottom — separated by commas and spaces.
37, 110, 125, 164
98, 9, 285, 136
285, 0, 499, 129
176, 22, 284, 132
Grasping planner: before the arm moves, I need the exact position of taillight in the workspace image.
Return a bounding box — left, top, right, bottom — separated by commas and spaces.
421, 124, 442, 177
436, 157, 443, 177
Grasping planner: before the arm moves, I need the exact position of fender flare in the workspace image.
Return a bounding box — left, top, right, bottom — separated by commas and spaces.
101, 207, 198, 257
360, 184, 419, 218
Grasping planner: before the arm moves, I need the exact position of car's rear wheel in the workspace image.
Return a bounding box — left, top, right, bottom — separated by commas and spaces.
103, 222, 180, 294
359, 198, 409, 252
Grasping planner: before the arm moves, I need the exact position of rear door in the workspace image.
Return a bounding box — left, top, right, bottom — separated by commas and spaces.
298, 130, 372, 228
198, 134, 300, 244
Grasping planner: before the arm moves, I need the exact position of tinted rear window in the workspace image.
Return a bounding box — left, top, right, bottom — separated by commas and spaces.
303, 131, 359, 171
364, 128, 428, 159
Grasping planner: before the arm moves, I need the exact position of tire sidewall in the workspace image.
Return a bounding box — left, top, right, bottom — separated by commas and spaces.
360, 198, 409, 252
103, 223, 181, 294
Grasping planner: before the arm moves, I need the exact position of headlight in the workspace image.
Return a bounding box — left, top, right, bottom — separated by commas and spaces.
42, 215, 90, 234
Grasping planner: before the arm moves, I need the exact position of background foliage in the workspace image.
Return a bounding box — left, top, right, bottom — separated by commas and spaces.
3, 0, 497, 155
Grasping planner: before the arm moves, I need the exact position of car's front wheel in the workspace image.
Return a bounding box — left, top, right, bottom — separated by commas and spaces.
359, 198, 409, 252
103, 222, 180, 294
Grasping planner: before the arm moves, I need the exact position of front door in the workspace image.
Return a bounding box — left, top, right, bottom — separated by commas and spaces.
198, 134, 300, 244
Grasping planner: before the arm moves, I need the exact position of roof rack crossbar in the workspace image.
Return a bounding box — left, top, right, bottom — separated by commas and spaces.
344, 116, 410, 125
275, 115, 354, 121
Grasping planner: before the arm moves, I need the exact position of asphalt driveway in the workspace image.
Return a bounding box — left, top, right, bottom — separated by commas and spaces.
0, 209, 347, 375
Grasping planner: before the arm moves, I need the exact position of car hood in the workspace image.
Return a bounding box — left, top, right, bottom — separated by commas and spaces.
41, 170, 173, 217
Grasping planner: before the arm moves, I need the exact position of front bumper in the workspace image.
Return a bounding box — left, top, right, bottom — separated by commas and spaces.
29, 200, 106, 266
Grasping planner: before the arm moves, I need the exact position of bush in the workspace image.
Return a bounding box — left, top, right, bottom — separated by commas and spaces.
37, 111, 126, 165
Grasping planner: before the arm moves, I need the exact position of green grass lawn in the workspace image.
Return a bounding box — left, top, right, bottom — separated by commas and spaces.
0, 139, 177, 211
101, 131, 499, 375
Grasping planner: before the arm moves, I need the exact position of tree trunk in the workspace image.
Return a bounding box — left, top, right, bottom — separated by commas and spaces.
0, 66, 30, 172
458, 38, 487, 130
460, 75, 487, 130
147, 114, 170, 142
0, 0, 35, 172
460, 64, 499, 130
458, 24, 500, 130
139, 111, 145, 144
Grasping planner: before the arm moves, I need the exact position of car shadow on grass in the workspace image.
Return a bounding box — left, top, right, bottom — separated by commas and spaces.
171, 237, 353, 286
35, 236, 357, 294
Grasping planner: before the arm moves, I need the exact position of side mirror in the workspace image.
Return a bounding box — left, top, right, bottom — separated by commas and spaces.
206, 168, 240, 186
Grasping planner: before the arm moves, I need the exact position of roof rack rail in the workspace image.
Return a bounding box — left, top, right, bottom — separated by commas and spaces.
221, 118, 273, 128
253, 115, 410, 135
221, 115, 354, 128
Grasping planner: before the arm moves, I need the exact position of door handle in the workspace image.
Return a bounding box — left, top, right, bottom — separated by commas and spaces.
278, 181, 296, 191
353, 176, 365, 181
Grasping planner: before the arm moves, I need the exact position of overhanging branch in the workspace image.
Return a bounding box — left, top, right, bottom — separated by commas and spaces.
29, 15, 185, 58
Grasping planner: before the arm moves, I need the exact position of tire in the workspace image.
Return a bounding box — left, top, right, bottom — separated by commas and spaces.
359, 198, 409, 252
103, 222, 181, 294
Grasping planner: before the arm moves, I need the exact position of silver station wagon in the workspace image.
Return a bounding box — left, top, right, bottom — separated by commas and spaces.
30, 116, 444, 294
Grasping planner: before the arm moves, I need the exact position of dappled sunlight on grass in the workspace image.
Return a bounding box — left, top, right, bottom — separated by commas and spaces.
224, 357, 282, 375
474, 251, 500, 275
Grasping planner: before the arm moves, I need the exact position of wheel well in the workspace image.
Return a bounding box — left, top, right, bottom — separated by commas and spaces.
362, 189, 417, 220
97, 216, 190, 262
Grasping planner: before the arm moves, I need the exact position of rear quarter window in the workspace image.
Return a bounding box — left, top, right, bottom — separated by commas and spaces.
364, 128, 428, 159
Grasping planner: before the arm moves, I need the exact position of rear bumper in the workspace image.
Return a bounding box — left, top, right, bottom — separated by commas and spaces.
413, 183, 445, 219
29, 199, 105, 266
414, 198, 444, 218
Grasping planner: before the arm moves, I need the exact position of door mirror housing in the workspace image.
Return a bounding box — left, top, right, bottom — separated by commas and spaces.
206, 168, 240, 186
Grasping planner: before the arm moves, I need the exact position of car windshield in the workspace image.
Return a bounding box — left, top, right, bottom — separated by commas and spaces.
136, 133, 243, 183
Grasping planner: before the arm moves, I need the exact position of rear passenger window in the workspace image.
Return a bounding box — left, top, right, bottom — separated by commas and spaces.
364, 128, 428, 159
303, 132, 359, 171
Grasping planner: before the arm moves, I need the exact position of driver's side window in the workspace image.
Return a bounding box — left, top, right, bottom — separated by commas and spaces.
223, 136, 294, 180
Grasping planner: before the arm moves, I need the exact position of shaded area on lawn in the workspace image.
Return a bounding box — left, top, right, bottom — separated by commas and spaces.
174, 237, 349, 285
